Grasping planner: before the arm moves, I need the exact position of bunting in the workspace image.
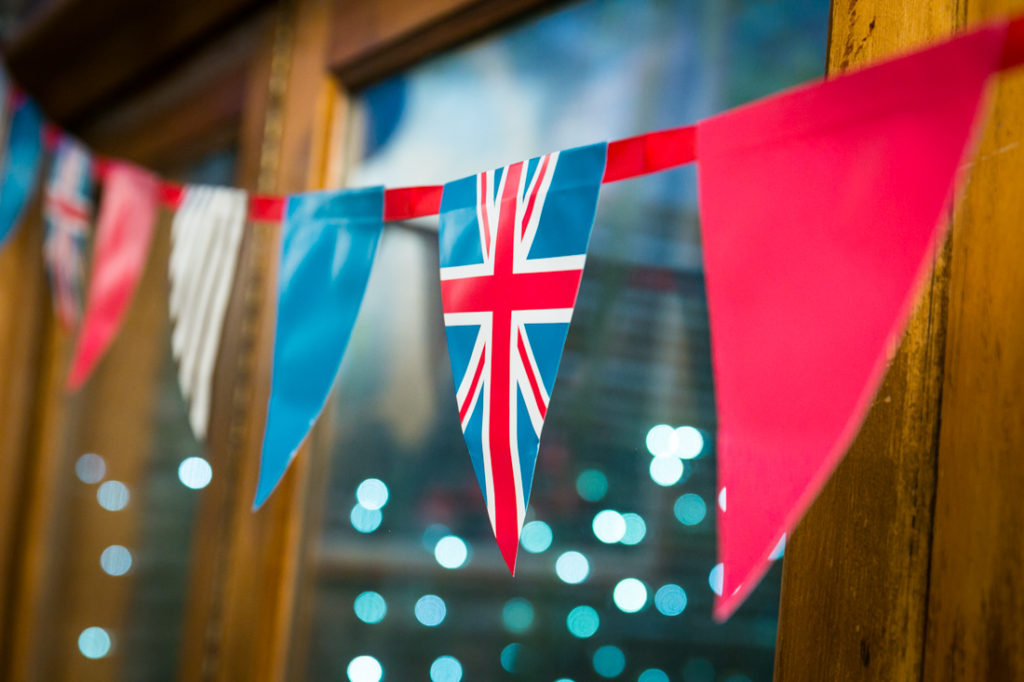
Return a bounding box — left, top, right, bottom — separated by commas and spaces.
43, 136, 94, 328
438, 144, 606, 572
0, 15, 1022, 622
0, 95, 44, 246
252, 187, 384, 508
67, 162, 160, 390
696, 23, 1007, 620
169, 185, 247, 440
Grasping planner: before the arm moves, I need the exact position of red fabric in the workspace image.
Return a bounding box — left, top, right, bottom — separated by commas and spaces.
249, 194, 284, 222
384, 185, 443, 221
697, 24, 1006, 621
159, 182, 185, 210
67, 162, 160, 390
603, 125, 696, 182
1000, 16, 1024, 69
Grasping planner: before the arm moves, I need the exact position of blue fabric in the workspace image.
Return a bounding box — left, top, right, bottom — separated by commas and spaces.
438, 143, 606, 544
0, 99, 44, 247
253, 187, 384, 508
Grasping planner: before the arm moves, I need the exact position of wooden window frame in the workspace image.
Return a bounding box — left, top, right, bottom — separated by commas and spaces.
4, 0, 1021, 680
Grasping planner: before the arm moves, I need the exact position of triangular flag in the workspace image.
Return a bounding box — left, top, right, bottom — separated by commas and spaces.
0, 94, 44, 247
43, 135, 95, 328
168, 185, 247, 440
253, 187, 384, 508
437, 143, 606, 572
67, 161, 160, 390
696, 24, 1006, 620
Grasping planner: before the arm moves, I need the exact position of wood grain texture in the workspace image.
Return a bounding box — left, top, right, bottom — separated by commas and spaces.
0, 202, 50, 673
776, 1, 1024, 680
923, 1, 1024, 679
181, 3, 342, 681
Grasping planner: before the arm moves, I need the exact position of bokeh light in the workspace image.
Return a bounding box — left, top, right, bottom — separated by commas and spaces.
709, 563, 724, 596
75, 453, 106, 484
78, 627, 111, 659
502, 598, 534, 633
575, 469, 609, 502
718, 487, 727, 512
675, 425, 705, 459
97, 481, 129, 511
350, 504, 383, 533
178, 457, 212, 489
620, 512, 647, 545
421, 523, 450, 551
592, 645, 626, 678
346, 655, 383, 682
430, 655, 463, 682
592, 510, 626, 544
353, 591, 387, 624
555, 551, 590, 584
649, 457, 684, 486
500, 643, 520, 673
520, 520, 553, 553
566, 605, 599, 638
415, 595, 446, 626
639, 669, 670, 682
645, 424, 678, 457
100, 545, 132, 576
613, 578, 648, 613
654, 584, 687, 616
674, 493, 707, 526
356, 478, 389, 510
434, 535, 469, 569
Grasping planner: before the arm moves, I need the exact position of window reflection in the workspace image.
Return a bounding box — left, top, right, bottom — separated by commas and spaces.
309, 0, 827, 679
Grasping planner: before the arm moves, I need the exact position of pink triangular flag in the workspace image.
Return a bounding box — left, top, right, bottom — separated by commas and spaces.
696, 24, 1006, 620
67, 161, 160, 390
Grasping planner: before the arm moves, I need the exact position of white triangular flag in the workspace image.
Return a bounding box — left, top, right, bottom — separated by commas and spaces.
169, 185, 247, 440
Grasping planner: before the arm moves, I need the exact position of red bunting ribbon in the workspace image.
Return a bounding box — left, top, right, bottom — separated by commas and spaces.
141, 13, 1024, 225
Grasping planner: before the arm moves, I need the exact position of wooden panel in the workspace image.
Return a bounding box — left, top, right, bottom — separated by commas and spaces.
774, 3, 958, 680
0, 201, 51, 672
922, 0, 1024, 679
76, 11, 273, 172
178, 2, 344, 680
776, 1, 1024, 680
3, 0, 269, 125
4, 216, 170, 681
328, 0, 559, 88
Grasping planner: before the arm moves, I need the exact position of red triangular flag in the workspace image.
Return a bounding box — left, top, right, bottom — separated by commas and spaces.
67, 161, 160, 390
696, 24, 1007, 620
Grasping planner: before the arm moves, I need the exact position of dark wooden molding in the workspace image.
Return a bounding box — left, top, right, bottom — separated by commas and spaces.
1, 0, 270, 126
328, 0, 563, 89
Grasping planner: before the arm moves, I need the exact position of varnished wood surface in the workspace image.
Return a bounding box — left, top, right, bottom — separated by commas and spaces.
776, 1, 1024, 680
328, 0, 560, 88
923, 2, 1024, 678
2, 0, 269, 126
0, 202, 51, 672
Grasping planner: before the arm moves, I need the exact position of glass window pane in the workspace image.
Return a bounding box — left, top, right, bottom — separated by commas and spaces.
309, 1, 827, 680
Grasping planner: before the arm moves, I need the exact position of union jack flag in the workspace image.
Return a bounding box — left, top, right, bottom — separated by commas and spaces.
438, 143, 606, 572
43, 136, 93, 328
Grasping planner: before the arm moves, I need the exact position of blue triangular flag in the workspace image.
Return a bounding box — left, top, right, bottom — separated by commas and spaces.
0, 94, 45, 247
253, 186, 385, 507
